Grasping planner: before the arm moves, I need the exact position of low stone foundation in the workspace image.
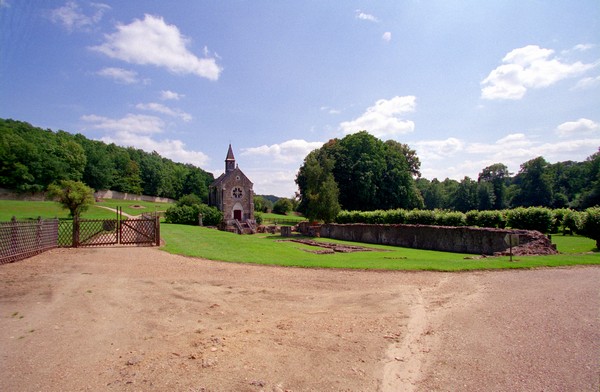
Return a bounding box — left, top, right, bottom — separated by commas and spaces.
298, 222, 557, 255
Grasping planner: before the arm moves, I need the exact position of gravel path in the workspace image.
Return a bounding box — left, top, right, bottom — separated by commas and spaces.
1, 247, 598, 391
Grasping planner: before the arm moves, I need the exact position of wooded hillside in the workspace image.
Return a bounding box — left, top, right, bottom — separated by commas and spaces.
0, 118, 213, 201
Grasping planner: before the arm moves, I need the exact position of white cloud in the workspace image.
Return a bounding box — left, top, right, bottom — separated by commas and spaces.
414, 138, 464, 161
160, 90, 184, 100
50, 1, 110, 32
81, 113, 165, 134
339, 95, 416, 138
82, 113, 209, 166
96, 67, 139, 84
355, 10, 379, 23
241, 139, 323, 164
320, 106, 341, 115
573, 43, 594, 52
241, 168, 300, 197
556, 118, 600, 137
382, 32, 392, 42
481, 45, 597, 100
573, 75, 600, 90
90, 14, 222, 80
135, 102, 192, 122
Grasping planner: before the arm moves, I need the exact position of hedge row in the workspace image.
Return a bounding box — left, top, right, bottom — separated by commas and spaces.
335, 206, 600, 239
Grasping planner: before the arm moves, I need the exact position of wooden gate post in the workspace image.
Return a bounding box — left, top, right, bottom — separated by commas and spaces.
72, 216, 80, 248
155, 216, 161, 246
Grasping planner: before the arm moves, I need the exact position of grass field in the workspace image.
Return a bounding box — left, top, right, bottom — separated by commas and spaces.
0, 199, 172, 221
160, 224, 599, 271
2, 200, 598, 271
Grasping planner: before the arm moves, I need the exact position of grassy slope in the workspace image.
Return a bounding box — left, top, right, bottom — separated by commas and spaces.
0, 199, 172, 220
160, 224, 599, 271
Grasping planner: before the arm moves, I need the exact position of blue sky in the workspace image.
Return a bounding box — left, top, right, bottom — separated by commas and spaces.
1, 1, 599, 197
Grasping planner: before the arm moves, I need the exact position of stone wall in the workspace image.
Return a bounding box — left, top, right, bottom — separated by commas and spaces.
94, 190, 175, 204
299, 222, 555, 255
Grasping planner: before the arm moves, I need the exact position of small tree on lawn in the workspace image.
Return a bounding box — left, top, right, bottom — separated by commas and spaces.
579, 207, 600, 249
47, 180, 95, 218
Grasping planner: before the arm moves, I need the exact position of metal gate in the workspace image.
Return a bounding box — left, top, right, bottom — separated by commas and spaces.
58, 208, 160, 248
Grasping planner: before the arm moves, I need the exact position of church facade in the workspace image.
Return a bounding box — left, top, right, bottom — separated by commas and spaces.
208, 145, 255, 227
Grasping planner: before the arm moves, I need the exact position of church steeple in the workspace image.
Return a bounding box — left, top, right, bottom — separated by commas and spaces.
225, 144, 235, 173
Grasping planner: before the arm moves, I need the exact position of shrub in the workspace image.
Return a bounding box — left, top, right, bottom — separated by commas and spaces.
273, 198, 293, 215
464, 210, 505, 228
406, 209, 436, 225
579, 207, 600, 249
562, 210, 582, 235
551, 208, 569, 233
165, 203, 222, 226
436, 210, 467, 227
506, 207, 553, 233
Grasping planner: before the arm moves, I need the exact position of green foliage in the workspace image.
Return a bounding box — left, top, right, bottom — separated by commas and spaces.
579, 207, 600, 248
272, 198, 293, 215
296, 150, 341, 222
177, 193, 202, 207
46, 180, 95, 218
465, 210, 506, 228
435, 210, 467, 226
562, 209, 582, 234
506, 207, 554, 233
164, 203, 222, 226
297, 132, 422, 213
254, 212, 263, 225
0, 118, 213, 200
253, 195, 273, 213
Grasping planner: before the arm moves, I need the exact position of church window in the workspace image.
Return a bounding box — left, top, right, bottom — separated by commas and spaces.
232, 187, 243, 198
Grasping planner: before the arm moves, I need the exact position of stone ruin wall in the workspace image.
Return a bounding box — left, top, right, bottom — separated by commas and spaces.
298, 222, 557, 255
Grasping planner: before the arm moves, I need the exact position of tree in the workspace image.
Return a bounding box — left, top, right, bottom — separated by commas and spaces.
272, 198, 293, 215
452, 177, 479, 212
478, 163, 509, 209
254, 195, 273, 213
512, 157, 553, 207
296, 150, 340, 222
46, 180, 95, 218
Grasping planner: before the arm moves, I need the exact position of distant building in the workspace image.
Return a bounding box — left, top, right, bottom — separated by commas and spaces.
208, 145, 255, 232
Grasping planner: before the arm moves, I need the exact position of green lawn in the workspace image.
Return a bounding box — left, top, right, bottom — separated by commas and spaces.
0, 199, 172, 221
95, 199, 172, 217
160, 224, 599, 271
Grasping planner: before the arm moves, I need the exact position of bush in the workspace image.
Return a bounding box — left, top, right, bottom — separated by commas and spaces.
562, 210, 582, 235
436, 210, 467, 227
406, 209, 436, 225
579, 207, 600, 248
165, 203, 222, 226
464, 210, 505, 228
506, 207, 553, 233
273, 198, 293, 215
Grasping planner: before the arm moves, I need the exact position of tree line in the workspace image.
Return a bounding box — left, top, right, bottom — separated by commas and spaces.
0, 118, 214, 201
296, 131, 599, 221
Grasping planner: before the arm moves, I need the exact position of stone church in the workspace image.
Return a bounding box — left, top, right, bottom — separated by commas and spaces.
209, 145, 255, 233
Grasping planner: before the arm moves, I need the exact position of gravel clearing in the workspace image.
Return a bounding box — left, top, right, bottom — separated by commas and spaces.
1, 247, 598, 391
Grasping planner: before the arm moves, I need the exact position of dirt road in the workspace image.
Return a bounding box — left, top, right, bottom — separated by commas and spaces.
1, 247, 598, 391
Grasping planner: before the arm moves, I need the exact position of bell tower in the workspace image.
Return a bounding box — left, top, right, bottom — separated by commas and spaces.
225, 144, 235, 173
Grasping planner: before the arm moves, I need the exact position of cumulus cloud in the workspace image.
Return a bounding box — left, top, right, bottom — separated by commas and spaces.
96, 67, 139, 84
50, 1, 110, 32
241, 139, 324, 164
355, 10, 378, 23
82, 113, 165, 134
481, 45, 597, 100
556, 118, 600, 137
135, 102, 192, 122
339, 95, 416, 138
413, 138, 464, 161
81, 113, 209, 166
160, 90, 184, 100
382, 32, 392, 42
90, 14, 222, 80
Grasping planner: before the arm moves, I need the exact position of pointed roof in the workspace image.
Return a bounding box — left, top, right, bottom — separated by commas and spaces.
226, 144, 235, 161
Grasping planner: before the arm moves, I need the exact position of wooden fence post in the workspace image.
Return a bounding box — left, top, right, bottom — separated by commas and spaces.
72, 216, 80, 248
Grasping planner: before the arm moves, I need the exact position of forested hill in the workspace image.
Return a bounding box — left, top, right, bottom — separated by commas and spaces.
0, 118, 214, 201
